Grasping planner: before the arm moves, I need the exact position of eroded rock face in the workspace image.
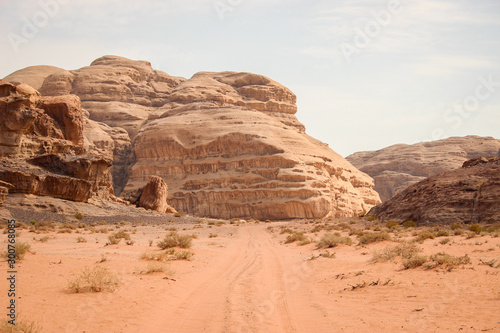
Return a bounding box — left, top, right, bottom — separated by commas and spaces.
0, 80, 113, 203
138, 176, 177, 214
4, 55, 381, 219
347, 136, 500, 202
0, 181, 14, 207
369, 157, 500, 224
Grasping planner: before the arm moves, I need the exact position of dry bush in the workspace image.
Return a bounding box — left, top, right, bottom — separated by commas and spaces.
76, 237, 87, 243
439, 238, 451, 245
174, 250, 194, 260
428, 252, 471, 270
36, 236, 50, 243
29, 221, 56, 233
0, 317, 42, 333
68, 266, 120, 293
157, 232, 193, 249
146, 262, 167, 274
280, 227, 294, 234
107, 230, 131, 245
358, 232, 391, 245
402, 255, 428, 269
2, 242, 31, 261
74, 212, 84, 220
316, 233, 353, 248
371, 242, 422, 263
415, 230, 436, 243
284, 232, 307, 244
385, 220, 400, 229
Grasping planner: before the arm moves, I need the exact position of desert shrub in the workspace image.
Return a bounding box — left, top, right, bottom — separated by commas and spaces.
2, 242, 31, 261
311, 225, 323, 233
37, 236, 50, 243
371, 242, 422, 262
485, 224, 500, 233
358, 232, 391, 245
68, 266, 120, 293
30, 221, 56, 233
468, 224, 482, 234
402, 220, 417, 228
76, 237, 87, 243
146, 262, 166, 274
453, 228, 464, 236
74, 212, 84, 220
435, 228, 450, 237
402, 255, 428, 269
209, 233, 218, 238
58, 228, 73, 234
385, 220, 400, 229
77, 223, 86, 228
157, 232, 193, 249
15, 222, 29, 230
107, 230, 131, 245
0, 317, 42, 333
429, 252, 471, 269
450, 223, 462, 230
439, 238, 451, 245
415, 230, 436, 243
280, 228, 294, 234
285, 232, 307, 244
175, 250, 194, 260
348, 228, 365, 237
60, 222, 77, 230
366, 214, 378, 221
316, 233, 353, 248
298, 238, 312, 246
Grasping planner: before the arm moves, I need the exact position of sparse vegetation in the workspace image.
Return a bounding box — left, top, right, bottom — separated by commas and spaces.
68, 266, 120, 293
428, 252, 471, 270
415, 230, 436, 243
316, 233, 353, 248
2, 242, 31, 261
76, 237, 87, 243
371, 242, 422, 263
0, 317, 42, 333
157, 232, 193, 249
402, 220, 417, 228
468, 224, 482, 234
284, 232, 307, 244
107, 230, 131, 245
358, 232, 391, 245
385, 220, 399, 229
74, 212, 84, 220
402, 255, 428, 269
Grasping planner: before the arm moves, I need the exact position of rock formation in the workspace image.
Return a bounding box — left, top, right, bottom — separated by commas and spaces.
0, 80, 113, 203
347, 136, 500, 202
0, 180, 14, 207
137, 176, 177, 214
4, 55, 380, 219
369, 157, 500, 224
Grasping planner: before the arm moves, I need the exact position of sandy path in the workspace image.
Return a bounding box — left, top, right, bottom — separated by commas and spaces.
145, 225, 330, 333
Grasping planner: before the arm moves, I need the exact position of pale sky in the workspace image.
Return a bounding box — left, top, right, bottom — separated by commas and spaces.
1, 0, 499, 156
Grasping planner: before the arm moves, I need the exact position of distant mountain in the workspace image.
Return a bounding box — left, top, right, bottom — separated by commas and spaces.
347, 136, 500, 202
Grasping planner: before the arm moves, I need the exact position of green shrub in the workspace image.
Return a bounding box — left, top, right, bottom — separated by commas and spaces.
402, 220, 417, 228
316, 233, 353, 248
74, 212, 84, 220
358, 232, 391, 245
385, 220, 400, 229
468, 224, 482, 234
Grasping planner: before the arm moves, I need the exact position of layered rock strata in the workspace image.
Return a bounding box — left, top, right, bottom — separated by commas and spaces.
369, 157, 500, 224
5, 56, 381, 219
347, 136, 500, 202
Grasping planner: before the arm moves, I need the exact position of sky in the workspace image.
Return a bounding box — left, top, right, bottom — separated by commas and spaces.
0, 0, 499, 156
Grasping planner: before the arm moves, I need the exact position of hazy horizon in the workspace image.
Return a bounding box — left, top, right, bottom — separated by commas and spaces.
1, 0, 499, 156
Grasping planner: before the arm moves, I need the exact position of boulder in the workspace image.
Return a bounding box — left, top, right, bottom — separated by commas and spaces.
369, 157, 500, 224
137, 176, 177, 214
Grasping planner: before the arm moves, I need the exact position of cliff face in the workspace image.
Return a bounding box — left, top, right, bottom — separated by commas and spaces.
4, 55, 380, 219
369, 157, 500, 224
0, 80, 113, 203
347, 136, 500, 202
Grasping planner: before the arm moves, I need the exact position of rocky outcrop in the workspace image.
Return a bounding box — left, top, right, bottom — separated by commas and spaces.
4, 56, 381, 219
0, 180, 14, 207
137, 176, 177, 214
369, 157, 500, 224
347, 136, 500, 202
0, 80, 113, 203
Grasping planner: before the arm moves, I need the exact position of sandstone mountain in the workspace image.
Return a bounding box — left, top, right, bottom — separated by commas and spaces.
0, 80, 113, 203
4, 55, 380, 220
347, 136, 500, 202
369, 157, 500, 224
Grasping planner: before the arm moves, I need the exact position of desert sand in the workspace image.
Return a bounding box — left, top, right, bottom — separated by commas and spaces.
1, 216, 499, 333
